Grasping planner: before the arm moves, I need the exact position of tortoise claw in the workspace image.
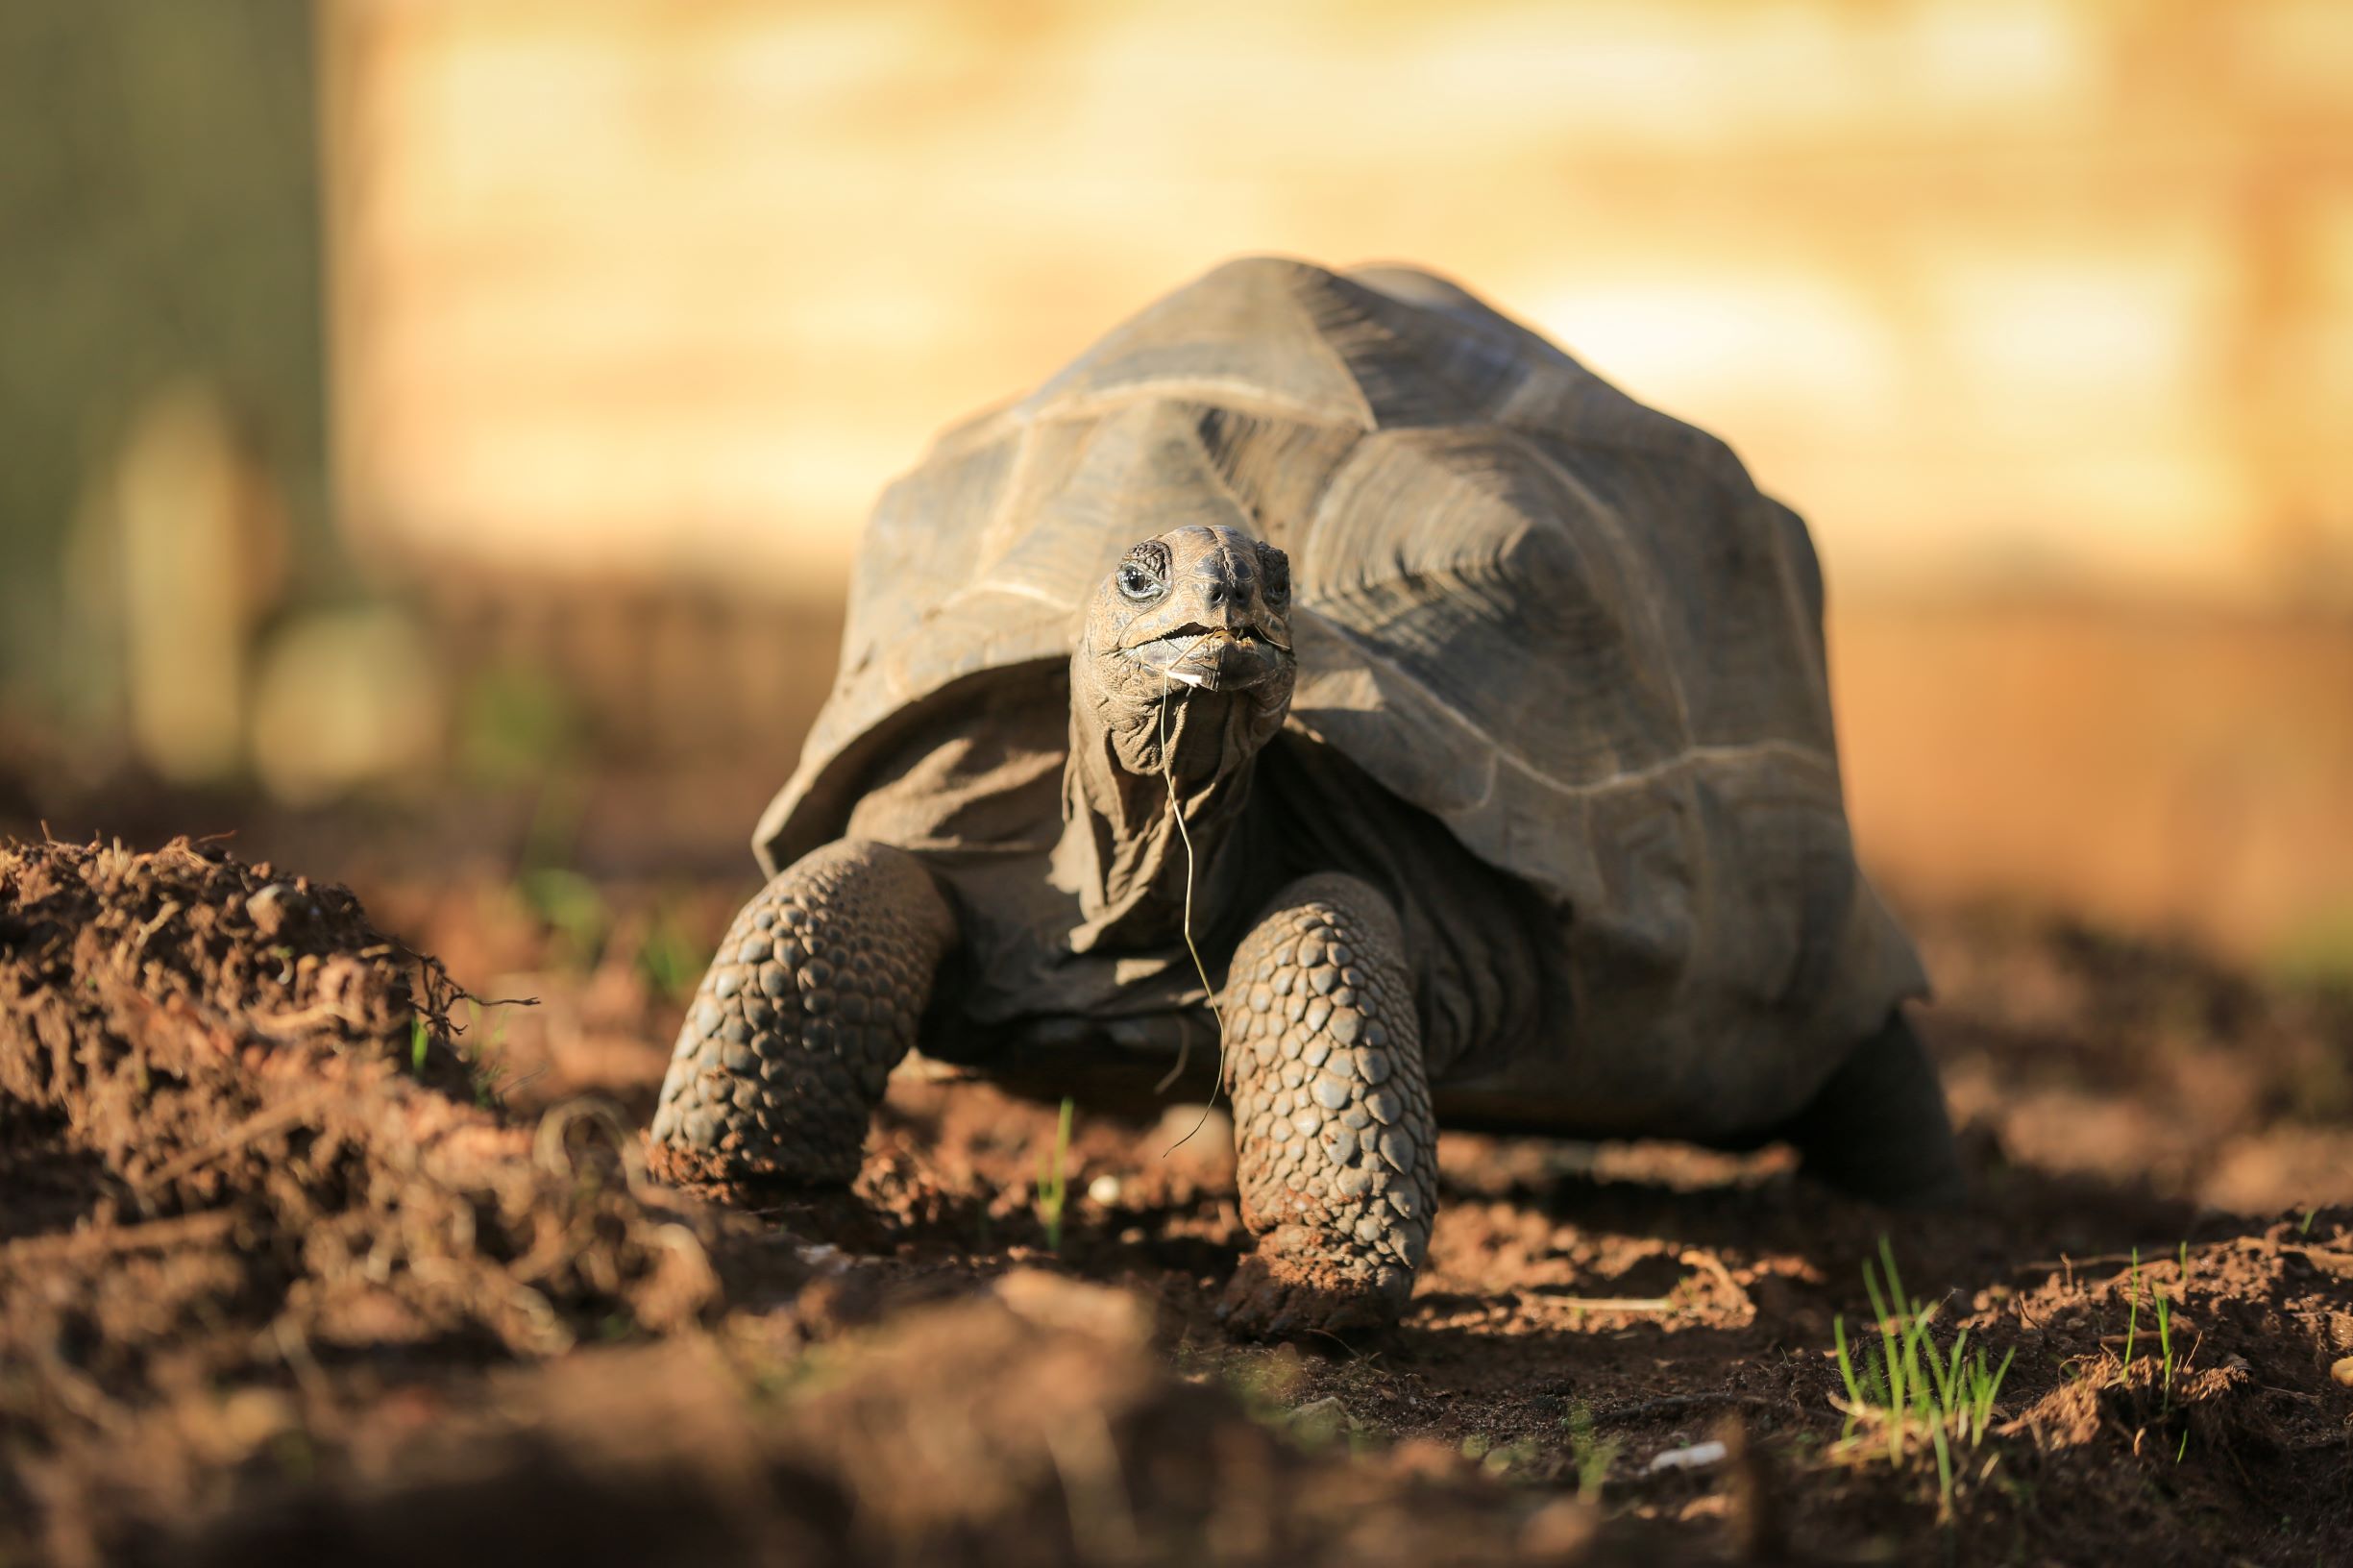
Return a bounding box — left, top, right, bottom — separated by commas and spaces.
1220, 1253, 1402, 1343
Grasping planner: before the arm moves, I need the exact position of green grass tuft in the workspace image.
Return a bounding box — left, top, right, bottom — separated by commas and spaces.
1829, 1236, 2016, 1520
1034, 1097, 1075, 1255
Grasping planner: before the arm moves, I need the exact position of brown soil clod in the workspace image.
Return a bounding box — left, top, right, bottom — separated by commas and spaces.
0, 838, 723, 1567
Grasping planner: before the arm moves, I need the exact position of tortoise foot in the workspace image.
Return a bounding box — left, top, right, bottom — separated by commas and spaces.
648, 840, 954, 1188
1780, 1009, 1967, 1209
1220, 1240, 1410, 1342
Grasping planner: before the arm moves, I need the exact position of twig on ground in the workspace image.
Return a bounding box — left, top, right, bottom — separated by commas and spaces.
1550, 1296, 1679, 1312
0, 1209, 238, 1265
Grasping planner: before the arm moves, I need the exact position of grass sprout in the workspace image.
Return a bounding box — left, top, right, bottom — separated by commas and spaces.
2120, 1248, 2142, 1379
2154, 1285, 2176, 1407
517, 866, 609, 969
460, 999, 529, 1109
1035, 1096, 1075, 1254
635, 897, 707, 1002
409, 1015, 429, 1077
1562, 1401, 1620, 1500
1154, 668, 1227, 1153
1830, 1236, 2016, 1519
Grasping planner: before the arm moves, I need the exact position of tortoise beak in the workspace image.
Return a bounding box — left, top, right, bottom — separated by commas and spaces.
1126, 625, 1289, 694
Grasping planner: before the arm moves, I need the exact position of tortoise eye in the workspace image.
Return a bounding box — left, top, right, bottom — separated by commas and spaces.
1116, 561, 1164, 601
1117, 541, 1170, 600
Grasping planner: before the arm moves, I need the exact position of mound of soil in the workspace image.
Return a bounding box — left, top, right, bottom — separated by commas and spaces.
4, 836, 2350, 1566
0, 840, 718, 1566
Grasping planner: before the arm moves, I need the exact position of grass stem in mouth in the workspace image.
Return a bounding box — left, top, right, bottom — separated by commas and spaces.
1157, 656, 1227, 1156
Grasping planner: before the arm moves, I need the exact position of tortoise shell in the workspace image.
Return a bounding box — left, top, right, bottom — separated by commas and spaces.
755, 257, 1923, 1138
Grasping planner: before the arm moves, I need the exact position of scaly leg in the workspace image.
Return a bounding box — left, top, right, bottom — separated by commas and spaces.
1220, 873, 1436, 1337
649, 840, 955, 1187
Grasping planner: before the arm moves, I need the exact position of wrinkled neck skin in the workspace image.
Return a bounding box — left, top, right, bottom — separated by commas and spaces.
1050, 645, 1290, 954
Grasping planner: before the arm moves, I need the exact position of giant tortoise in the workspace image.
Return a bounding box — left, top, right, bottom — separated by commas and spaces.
649, 257, 1958, 1335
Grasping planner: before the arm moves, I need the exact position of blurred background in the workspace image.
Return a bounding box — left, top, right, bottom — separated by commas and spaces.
2, 0, 2349, 981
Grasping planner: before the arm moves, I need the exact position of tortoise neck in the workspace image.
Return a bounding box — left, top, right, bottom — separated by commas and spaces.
1049, 663, 1284, 954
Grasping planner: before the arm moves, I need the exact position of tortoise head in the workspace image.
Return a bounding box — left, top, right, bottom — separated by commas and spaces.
1063, 524, 1298, 934
1082, 524, 1295, 701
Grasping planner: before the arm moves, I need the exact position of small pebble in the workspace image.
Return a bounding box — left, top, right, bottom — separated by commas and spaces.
1645, 1439, 1728, 1475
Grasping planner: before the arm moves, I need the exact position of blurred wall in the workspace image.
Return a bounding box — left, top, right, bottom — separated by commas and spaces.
318, 0, 2353, 964
325, 0, 2353, 601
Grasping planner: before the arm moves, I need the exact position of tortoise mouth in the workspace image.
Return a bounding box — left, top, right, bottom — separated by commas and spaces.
1124, 625, 1291, 694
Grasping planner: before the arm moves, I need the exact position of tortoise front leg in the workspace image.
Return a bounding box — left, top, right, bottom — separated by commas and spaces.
1220, 873, 1436, 1338
649, 840, 955, 1187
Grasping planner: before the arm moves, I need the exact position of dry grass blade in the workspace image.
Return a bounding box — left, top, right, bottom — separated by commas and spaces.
1156, 658, 1228, 1155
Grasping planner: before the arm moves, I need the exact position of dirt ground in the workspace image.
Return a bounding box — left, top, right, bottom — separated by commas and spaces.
3, 831, 2349, 1567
